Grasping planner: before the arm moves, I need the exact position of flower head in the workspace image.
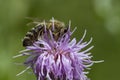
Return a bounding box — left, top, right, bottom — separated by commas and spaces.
14, 18, 102, 80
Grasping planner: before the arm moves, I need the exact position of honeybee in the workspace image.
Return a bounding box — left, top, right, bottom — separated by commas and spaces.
23, 18, 69, 47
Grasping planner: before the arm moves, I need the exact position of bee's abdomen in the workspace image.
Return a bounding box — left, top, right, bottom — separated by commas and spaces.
23, 25, 43, 47
23, 37, 33, 46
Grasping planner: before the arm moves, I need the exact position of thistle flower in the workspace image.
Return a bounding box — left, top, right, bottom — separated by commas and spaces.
14, 18, 103, 80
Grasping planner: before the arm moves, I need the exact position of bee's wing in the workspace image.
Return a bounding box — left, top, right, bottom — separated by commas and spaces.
25, 17, 43, 27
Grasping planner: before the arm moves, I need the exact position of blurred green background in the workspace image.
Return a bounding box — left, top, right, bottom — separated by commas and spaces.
0, 0, 120, 80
